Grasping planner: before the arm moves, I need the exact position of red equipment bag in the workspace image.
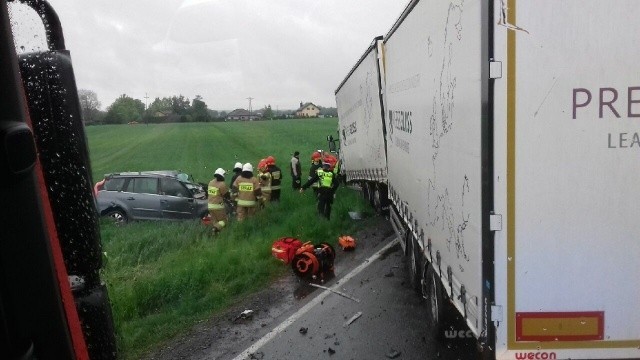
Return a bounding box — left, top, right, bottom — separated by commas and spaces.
271, 237, 303, 264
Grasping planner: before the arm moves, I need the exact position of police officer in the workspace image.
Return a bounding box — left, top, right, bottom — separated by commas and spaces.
300, 161, 338, 220
308, 151, 323, 196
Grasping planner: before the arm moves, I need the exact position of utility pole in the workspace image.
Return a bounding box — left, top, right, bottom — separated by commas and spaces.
246, 97, 253, 120
144, 93, 149, 124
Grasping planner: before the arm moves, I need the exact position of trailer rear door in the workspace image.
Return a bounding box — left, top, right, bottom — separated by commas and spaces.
492, 1, 640, 358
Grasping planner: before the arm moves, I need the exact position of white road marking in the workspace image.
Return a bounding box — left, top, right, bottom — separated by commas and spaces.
231, 235, 399, 360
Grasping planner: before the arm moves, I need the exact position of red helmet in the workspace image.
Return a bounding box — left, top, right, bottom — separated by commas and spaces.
266, 155, 276, 165
323, 154, 337, 170
258, 158, 268, 171
311, 151, 322, 161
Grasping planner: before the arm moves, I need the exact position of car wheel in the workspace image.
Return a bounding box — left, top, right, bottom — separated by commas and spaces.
105, 209, 127, 225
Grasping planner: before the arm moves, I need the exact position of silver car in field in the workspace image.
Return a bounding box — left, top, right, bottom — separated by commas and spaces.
95, 171, 208, 224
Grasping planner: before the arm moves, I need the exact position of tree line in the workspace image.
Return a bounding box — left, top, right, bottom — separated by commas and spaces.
78, 89, 338, 125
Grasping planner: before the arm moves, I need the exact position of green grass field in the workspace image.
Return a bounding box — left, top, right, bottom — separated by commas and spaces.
86, 118, 374, 359
86, 118, 339, 183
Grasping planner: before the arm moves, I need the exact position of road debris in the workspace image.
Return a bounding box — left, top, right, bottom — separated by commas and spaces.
233, 309, 254, 323
386, 348, 401, 359
249, 351, 264, 359
384, 271, 395, 277
328, 347, 336, 355
299, 327, 308, 335
343, 311, 363, 328
309, 283, 360, 303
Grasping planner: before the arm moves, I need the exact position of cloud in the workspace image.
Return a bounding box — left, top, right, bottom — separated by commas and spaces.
40, 0, 407, 110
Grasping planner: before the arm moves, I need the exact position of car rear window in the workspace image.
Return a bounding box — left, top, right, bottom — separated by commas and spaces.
103, 177, 125, 191
124, 177, 159, 195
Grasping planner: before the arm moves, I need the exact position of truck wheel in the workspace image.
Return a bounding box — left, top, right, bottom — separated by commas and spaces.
105, 209, 127, 225
424, 265, 447, 339
361, 182, 370, 202
407, 234, 421, 291
371, 184, 382, 213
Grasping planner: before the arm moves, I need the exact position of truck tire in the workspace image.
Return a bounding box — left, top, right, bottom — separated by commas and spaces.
424, 265, 447, 340
407, 234, 421, 292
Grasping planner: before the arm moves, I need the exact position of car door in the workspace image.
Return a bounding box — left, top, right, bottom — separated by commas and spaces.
159, 177, 197, 220
122, 177, 162, 220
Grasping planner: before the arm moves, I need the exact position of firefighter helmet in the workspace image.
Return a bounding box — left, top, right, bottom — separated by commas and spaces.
338, 236, 356, 251
323, 153, 338, 171
311, 151, 322, 161
266, 155, 276, 165
214, 168, 226, 176
234, 162, 242, 171
242, 163, 253, 172
258, 158, 268, 171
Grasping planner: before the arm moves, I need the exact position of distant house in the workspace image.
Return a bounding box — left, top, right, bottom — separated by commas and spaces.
152, 110, 181, 123
226, 108, 261, 121
295, 102, 320, 118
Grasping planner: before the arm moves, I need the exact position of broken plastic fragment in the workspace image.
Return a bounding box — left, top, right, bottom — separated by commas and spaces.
343, 311, 363, 327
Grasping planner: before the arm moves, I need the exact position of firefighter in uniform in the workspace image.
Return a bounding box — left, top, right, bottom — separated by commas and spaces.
231, 163, 262, 222
227, 161, 243, 215
257, 159, 271, 204
308, 151, 323, 196
265, 155, 282, 202
230, 162, 243, 187
208, 168, 230, 233
300, 161, 338, 220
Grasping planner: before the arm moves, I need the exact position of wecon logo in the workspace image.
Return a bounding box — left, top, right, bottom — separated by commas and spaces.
514, 352, 557, 360
444, 329, 474, 339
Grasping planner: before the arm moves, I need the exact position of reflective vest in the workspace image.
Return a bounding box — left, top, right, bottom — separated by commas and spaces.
316, 169, 334, 188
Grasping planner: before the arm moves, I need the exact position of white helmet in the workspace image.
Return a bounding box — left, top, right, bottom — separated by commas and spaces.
242, 163, 253, 172
234, 162, 242, 170
214, 168, 226, 176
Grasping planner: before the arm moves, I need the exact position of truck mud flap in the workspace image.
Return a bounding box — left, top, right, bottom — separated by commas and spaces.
389, 206, 407, 254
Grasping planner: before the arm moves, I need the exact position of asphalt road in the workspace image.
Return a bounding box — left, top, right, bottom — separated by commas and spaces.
146, 218, 478, 360
229, 236, 478, 359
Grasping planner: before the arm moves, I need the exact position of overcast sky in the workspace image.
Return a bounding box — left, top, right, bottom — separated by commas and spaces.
11, 0, 408, 111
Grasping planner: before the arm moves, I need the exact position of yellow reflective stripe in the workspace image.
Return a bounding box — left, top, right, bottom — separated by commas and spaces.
237, 199, 256, 206
239, 183, 253, 191
208, 203, 225, 210
270, 185, 281, 190
208, 187, 219, 195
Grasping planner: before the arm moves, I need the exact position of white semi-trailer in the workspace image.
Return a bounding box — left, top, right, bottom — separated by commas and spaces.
334, 36, 389, 212
336, 1, 640, 359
